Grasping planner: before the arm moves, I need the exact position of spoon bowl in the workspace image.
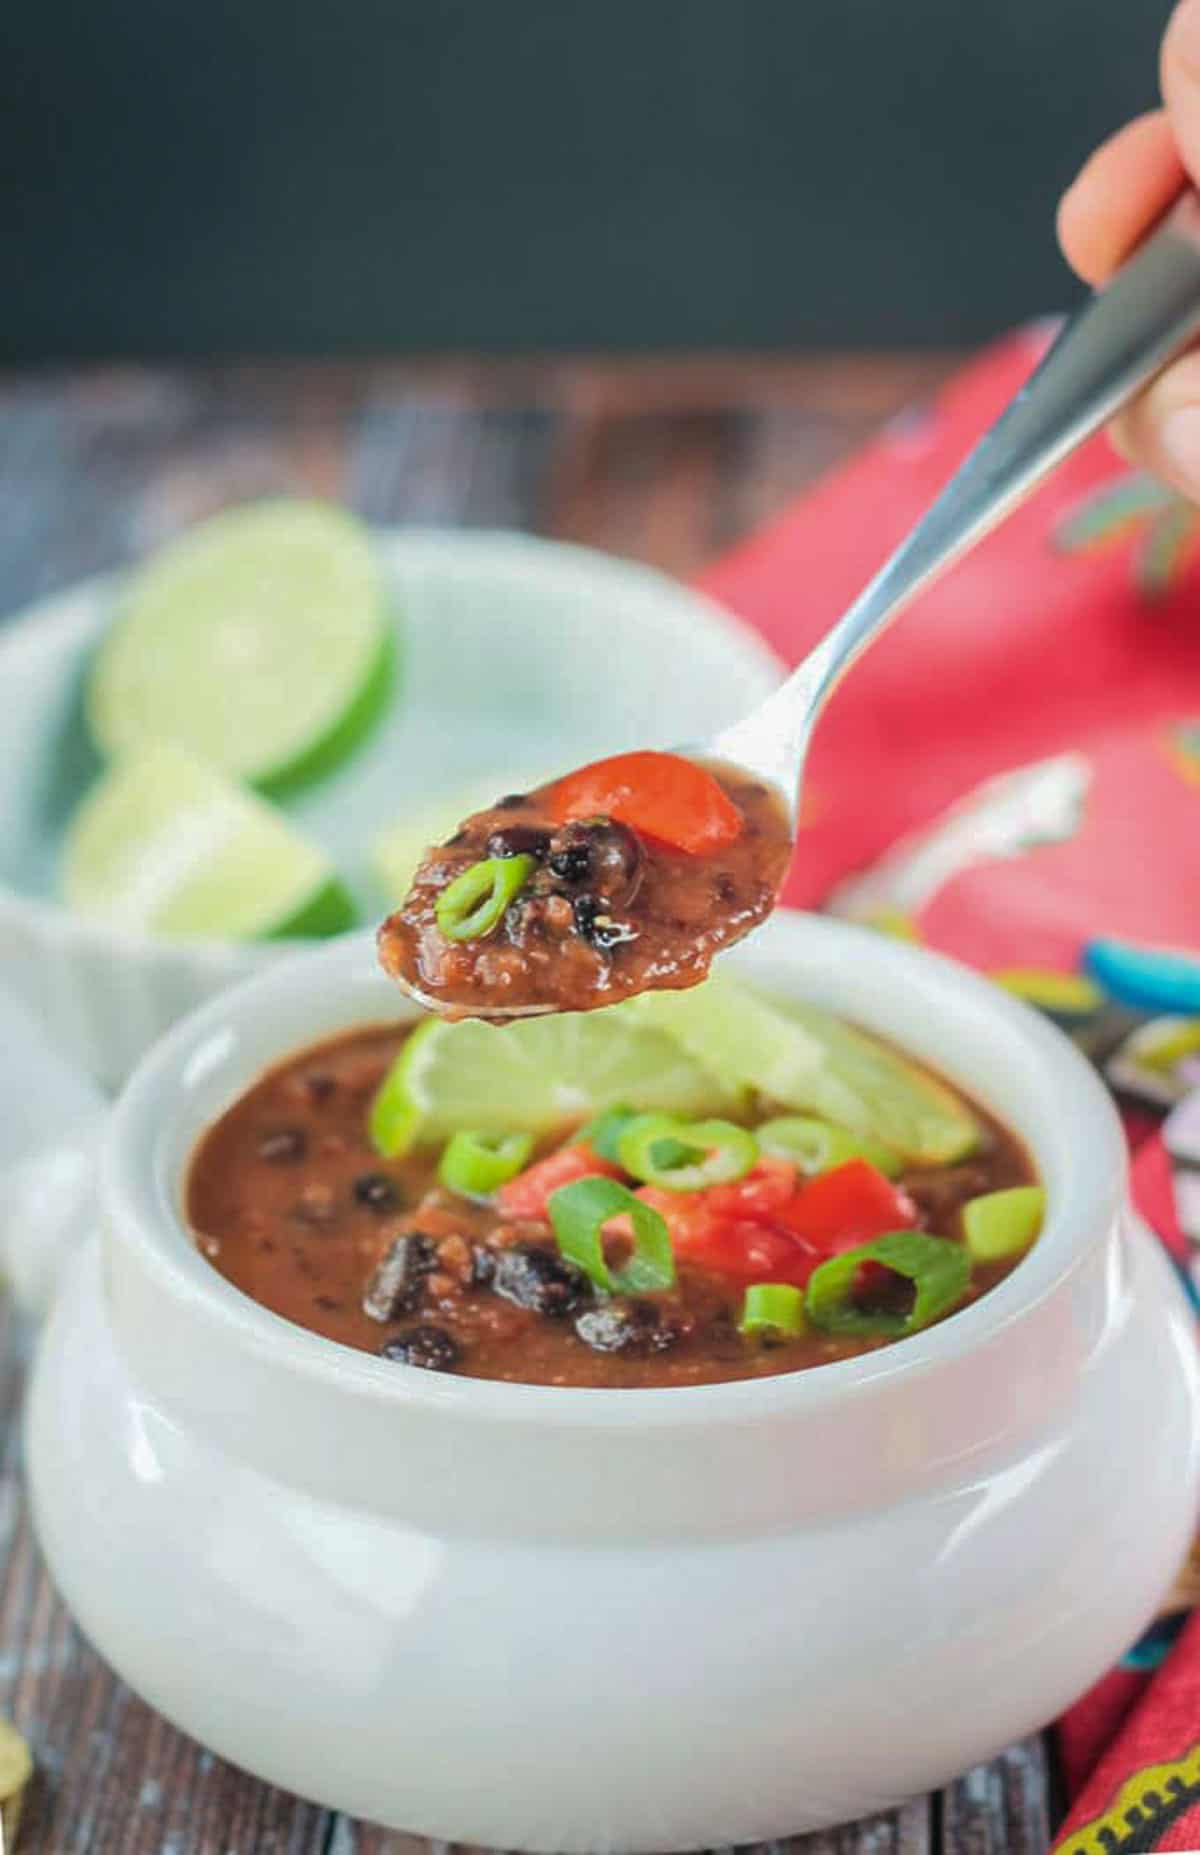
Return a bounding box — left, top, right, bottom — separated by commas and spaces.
387, 192, 1200, 1023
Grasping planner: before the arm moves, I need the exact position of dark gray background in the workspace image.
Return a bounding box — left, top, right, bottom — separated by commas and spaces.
0, 0, 1175, 361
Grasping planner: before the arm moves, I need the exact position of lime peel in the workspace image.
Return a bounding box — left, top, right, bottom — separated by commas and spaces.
63, 743, 356, 941
86, 499, 392, 790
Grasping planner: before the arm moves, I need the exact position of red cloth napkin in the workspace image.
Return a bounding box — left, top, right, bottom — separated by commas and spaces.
696, 328, 1200, 1854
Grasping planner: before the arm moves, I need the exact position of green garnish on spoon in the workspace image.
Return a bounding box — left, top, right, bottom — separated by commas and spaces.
435, 856, 536, 941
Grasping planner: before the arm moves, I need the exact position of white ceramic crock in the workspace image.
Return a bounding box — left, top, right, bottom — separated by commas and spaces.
0, 529, 780, 1086
17, 915, 1200, 1849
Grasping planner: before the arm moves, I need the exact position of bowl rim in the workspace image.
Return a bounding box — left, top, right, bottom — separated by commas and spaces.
0, 527, 783, 967
103, 911, 1128, 1429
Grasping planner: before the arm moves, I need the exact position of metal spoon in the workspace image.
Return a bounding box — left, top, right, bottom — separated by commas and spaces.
397, 192, 1200, 1019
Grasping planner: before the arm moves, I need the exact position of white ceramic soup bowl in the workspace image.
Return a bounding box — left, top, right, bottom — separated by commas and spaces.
0, 528, 779, 1086
20, 914, 1200, 1848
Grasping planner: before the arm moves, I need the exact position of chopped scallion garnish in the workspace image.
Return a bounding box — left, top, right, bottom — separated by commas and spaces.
805, 1230, 970, 1337
617, 1114, 758, 1192
439, 1128, 535, 1197
961, 1185, 1045, 1261
548, 1175, 675, 1293
435, 854, 535, 941
756, 1115, 903, 1179
578, 1102, 637, 1164
739, 1283, 806, 1336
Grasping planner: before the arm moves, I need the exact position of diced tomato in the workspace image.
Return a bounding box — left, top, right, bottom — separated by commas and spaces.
687, 1218, 823, 1287
606, 1160, 819, 1286
550, 751, 743, 855
773, 1159, 917, 1255
705, 1155, 798, 1220
496, 1143, 621, 1222
608, 1185, 717, 1252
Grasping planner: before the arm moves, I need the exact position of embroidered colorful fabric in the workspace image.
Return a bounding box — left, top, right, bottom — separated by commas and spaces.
697, 327, 1200, 1853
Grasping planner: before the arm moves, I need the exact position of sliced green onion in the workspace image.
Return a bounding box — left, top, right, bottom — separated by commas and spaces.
806, 1230, 971, 1337
756, 1115, 904, 1179
616, 1114, 758, 1192
961, 1185, 1045, 1262
578, 1102, 637, 1164
548, 1176, 675, 1293
439, 1128, 535, 1197
435, 854, 535, 941
739, 1283, 807, 1337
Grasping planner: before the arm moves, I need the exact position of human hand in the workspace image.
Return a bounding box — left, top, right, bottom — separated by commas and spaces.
1059, 0, 1200, 499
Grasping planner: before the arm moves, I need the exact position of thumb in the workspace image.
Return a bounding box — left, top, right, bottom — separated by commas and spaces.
1163, 0, 1200, 184
1110, 349, 1200, 502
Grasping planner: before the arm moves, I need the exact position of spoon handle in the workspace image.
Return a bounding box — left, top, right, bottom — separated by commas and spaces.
716, 191, 1200, 791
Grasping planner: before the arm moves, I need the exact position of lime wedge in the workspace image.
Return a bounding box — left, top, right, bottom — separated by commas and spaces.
86, 500, 393, 791
63, 743, 356, 940
372, 765, 553, 902
370, 1007, 732, 1156
631, 978, 979, 1165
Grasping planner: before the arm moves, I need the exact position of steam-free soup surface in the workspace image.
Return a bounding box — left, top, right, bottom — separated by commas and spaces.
187, 1024, 1039, 1389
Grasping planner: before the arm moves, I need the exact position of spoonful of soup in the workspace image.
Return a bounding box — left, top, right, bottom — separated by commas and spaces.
380, 191, 1200, 1021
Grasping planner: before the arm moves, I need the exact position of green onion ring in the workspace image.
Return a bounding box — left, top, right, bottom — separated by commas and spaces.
805, 1230, 971, 1337
756, 1115, 904, 1179
435, 854, 535, 942
439, 1128, 535, 1197
961, 1185, 1045, 1262
548, 1176, 675, 1294
616, 1114, 758, 1192
577, 1102, 637, 1164
739, 1283, 807, 1336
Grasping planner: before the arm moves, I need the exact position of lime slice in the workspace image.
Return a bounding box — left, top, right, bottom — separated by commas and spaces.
370, 1007, 732, 1156
63, 743, 356, 940
631, 978, 978, 1165
372, 765, 553, 902
87, 500, 393, 791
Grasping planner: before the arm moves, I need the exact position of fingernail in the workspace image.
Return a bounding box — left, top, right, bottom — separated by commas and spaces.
1160, 405, 1200, 487
1170, 0, 1200, 74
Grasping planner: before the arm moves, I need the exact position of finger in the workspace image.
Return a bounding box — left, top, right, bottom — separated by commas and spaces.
1057, 112, 1184, 284
1109, 349, 1200, 500
1163, 0, 1200, 184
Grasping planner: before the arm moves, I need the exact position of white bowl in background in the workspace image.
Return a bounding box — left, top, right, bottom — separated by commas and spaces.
0, 528, 781, 1085
20, 913, 1200, 1847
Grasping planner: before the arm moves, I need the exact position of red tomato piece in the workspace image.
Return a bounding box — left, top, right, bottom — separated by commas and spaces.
692, 1219, 823, 1287
705, 1155, 798, 1220
496, 1143, 621, 1222
550, 751, 744, 854
774, 1159, 917, 1255
607, 1185, 717, 1252
607, 1162, 818, 1285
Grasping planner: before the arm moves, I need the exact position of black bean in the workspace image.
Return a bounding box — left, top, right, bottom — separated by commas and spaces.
548, 819, 643, 903
257, 1127, 307, 1163
547, 839, 592, 884
572, 894, 637, 951
353, 1172, 401, 1212
379, 1325, 460, 1372
485, 824, 553, 861
492, 1244, 589, 1317
494, 793, 529, 810
362, 1234, 436, 1321
470, 1244, 497, 1287
575, 1299, 682, 1354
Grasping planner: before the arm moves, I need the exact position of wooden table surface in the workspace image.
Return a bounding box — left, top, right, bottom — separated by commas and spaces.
0, 355, 1059, 1853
